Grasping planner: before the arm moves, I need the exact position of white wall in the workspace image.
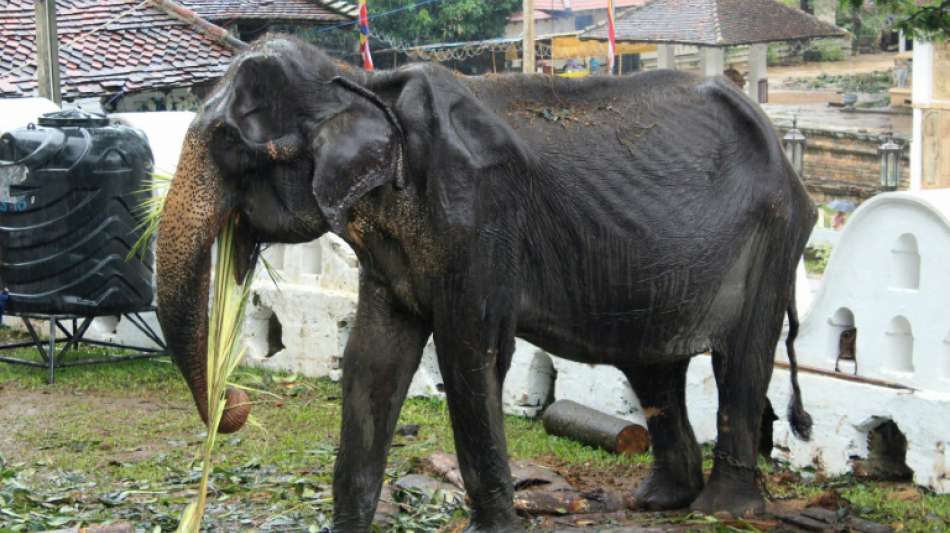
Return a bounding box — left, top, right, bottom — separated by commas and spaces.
0, 98, 59, 135
786, 191, 950, 393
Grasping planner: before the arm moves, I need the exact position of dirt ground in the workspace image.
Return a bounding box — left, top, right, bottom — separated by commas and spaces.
769, 52, 899, 83
0, 378, 940, 533
766, 52, 902, 108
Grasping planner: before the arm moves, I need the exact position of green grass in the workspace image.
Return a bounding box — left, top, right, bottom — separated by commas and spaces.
1, 348, 949, 532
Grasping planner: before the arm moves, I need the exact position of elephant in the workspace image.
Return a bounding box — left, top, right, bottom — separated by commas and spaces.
155, 36, 816, 532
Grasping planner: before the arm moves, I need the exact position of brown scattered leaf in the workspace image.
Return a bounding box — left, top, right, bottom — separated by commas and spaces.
891, 487, 921, 502
806, 489, 850, 510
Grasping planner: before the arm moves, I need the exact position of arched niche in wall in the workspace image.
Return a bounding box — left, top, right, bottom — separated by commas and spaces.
890, 234, 921, 290
828, 307, 856, 370
883, 316, 914, 373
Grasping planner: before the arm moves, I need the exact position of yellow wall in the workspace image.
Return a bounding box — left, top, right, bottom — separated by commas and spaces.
550, 36, 655, 60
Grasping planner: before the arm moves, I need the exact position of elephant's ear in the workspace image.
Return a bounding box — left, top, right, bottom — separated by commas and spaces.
309, 78, 405, 233
369, 65, 531, 229
217, 54, 308, 160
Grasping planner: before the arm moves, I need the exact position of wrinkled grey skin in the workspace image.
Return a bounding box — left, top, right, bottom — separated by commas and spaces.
156, 36, 816, 533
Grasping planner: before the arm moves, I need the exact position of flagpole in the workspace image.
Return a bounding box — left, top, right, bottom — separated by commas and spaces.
359, 0, 374, 70
607, 0, 616, 75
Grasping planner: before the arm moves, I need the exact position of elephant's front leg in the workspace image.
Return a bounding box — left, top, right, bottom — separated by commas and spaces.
434, 310, 521, 532
332, 280, 430, 532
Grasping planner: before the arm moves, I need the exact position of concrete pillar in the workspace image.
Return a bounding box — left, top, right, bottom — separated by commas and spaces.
656, 44, 677, 69
911, 42, 934, 192
898, 30, 906, 53
747, 43, 768, 103
699, 46, 725, 77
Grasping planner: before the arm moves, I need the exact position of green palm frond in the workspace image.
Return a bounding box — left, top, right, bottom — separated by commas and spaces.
178, 216, 254, 533
127, 172, 173, 262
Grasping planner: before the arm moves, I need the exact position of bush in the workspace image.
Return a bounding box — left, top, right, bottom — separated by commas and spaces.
803, 40, 846, 62
804, 244, 833, 275
767, 43, 781, 66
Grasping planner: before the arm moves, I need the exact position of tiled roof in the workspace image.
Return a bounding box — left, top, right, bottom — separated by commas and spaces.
179, 0, 357, 22
511, 0, 648, 22
582, 0, 846, 46
0, 0, 241, 100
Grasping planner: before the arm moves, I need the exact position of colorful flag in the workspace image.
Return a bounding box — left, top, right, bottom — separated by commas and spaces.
606, 0, 616, 74
359, 0, 374, 71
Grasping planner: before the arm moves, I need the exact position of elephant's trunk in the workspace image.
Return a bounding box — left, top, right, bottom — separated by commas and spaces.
156, 128, 250, 434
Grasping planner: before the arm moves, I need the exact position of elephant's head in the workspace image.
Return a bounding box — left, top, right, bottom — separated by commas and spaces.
157, 36, 529, 433
156, 38, 407, 433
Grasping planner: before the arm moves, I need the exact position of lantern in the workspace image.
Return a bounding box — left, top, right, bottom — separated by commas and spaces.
783, 117, 806, 177
878, 133, 902, 191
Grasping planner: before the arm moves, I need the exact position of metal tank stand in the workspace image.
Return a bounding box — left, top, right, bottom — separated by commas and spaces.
0, 309, 166, 384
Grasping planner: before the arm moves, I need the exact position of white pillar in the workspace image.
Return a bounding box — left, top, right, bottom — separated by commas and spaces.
910, 42, 934, 192
898, 30, 906, 53
657, 44, 677, 69
699, 47, 725, 77
747, 43, 768, 103
523, 0, 535, 74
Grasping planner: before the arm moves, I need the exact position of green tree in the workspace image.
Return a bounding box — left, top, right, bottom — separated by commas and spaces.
839, 0, 949, 40
366, 0, 522, 45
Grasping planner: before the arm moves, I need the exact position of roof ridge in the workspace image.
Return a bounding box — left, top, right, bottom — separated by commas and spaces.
146, 0, 247, 49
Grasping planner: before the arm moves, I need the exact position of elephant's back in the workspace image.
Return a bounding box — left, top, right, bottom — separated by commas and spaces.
481, 72, 812, 362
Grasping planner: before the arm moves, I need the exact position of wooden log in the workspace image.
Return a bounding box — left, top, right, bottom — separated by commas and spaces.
513, 488, 625, 515
421, 452, 465, 490
542, 400, 650, 455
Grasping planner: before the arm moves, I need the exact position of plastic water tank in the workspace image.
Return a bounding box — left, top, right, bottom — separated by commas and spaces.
0, 109, 155, 315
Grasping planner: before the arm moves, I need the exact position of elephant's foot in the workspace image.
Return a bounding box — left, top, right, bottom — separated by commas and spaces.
689, 472, 765, 517
632, 465, 703, 511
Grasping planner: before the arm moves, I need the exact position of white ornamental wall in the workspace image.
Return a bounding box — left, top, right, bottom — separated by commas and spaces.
779, 191, 950, 392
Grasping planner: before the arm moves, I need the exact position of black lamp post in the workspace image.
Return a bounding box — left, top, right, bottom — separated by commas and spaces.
878, 132, 902, 192
783, 117, 806, 177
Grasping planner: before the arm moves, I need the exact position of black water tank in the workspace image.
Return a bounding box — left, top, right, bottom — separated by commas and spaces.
0, 109, 154, 315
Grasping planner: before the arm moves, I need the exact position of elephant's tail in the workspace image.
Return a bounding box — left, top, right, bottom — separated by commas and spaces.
785, 290, 813, 441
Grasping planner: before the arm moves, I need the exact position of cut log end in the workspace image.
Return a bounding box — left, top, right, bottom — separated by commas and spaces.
616, 424, 651, 455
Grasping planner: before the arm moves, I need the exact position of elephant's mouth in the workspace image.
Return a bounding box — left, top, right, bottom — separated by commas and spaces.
231, 211, 260, 285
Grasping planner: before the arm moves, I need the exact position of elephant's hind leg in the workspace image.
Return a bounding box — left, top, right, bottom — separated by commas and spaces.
621, 360, 703, 510
691, 296, 786, 516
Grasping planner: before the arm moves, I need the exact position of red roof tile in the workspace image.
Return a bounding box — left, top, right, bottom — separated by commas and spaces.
0, 0, 241, 100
